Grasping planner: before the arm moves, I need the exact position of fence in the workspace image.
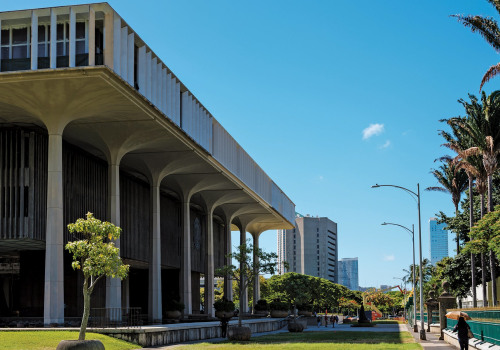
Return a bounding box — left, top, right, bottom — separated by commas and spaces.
408, 310, 439, 327
446, 308, 500, 346
89, 307, 142, 328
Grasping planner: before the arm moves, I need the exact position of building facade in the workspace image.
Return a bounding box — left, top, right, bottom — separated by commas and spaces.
429, 217, 448, 265
277, 215, 338, 283
0, 3, 295, 325
338, 257, 359, 291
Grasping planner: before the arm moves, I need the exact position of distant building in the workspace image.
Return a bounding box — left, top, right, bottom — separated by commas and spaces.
277, 214, 338, 283
429, 217, 448, 265
380, 285, 390, 291
338, 258, 359, 291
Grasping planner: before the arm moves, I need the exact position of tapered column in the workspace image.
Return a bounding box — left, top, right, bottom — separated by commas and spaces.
182, 200, 192, 314
149, 185, 162, 323
223, 218, 232, 300
240, 228, 248, 313
44, 133, 64, 325
106, 164, 121, 313
252, 233, 260, 308
205, 209, 215, 317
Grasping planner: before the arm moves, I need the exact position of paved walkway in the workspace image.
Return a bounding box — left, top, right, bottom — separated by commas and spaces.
406, 324, 457, 349
140, 322, 458, 349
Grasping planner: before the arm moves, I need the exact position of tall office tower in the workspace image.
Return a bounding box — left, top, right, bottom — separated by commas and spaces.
429, 217, 449, 265
277, 214, 338, 283
338, 258, 359, 291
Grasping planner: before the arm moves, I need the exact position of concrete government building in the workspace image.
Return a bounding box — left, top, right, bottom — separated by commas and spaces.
0, 3, 295, 325
277, 214, 338, 283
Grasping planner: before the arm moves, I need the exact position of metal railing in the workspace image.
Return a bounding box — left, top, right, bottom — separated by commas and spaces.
89, 307, 142, 328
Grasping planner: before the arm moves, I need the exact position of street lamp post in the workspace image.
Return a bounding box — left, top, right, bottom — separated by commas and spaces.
383, 222, 418, 332
372, 183, 426, 340
393, 277, 407, 321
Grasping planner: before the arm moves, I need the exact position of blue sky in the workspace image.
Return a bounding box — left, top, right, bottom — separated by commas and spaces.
9, 0, 500, 288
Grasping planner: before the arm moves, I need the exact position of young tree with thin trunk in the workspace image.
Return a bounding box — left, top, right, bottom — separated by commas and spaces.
66, 212, 129, 340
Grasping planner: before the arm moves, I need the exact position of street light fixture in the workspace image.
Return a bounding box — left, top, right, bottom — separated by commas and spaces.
372, 183, 426, 340
384, 222, 417, 332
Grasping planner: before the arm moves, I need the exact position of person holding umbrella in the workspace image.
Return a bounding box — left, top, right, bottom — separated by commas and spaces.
452, 316, 472, 350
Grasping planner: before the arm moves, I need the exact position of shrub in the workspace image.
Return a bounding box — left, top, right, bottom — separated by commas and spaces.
164, 299, 185, 312
296, 303, 313, 312
269, 300, 289, 311
254, 299, 269, 311
214, 298, 235, 312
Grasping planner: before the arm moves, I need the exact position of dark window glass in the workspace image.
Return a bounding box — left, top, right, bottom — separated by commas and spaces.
1, 29, 9, 44
57, 23, 65, 40
12, 45, 27, 59
38, 44, 46, 57
76, 41, 85, 54
76, 22, 85, 39
1, 47, 9, 59
57, 42, 64, 56
38, 25, 45, 42
12, 28, 27, 44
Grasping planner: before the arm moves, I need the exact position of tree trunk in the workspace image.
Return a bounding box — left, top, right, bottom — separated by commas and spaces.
455, 206, 460, 254
481, 193, 488, 306
490, 249, 497, 306
239, 280, 243, 327
79, 278, 90, 340
488, 174, 494, 213
469, 177, 477, 307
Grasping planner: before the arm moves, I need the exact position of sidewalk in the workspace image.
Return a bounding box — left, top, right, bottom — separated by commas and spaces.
406, 324, 457, 349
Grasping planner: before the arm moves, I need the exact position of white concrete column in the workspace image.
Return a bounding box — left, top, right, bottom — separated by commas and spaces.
106, 164, 121, 313
181, 200, 192, 315
50, 9, 57, 69
120, 26, 128, 80
127, 33, 134, 86
239, 228, 248, 313
103, 10, 114, 69
252, 233, 260, 308
31, 11, 38, 70
223, 217, 232, 300
69, 7, 76, 67
205, 209, 215, 317
44, 133, 64, 325
88, 5, 95, 66
137, 46, 146, 94
149, 185, 162, 323
113, 14, 121, 74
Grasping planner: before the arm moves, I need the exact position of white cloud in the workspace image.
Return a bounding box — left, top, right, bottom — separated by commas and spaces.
318, 175, 324, 181
362, 123, 385, 140
383, 255, 395, 261
379, 140, 391, 149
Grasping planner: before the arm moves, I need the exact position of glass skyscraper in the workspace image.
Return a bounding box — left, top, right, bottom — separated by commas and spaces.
338, 257, 359, 291
429, 217, 448, 265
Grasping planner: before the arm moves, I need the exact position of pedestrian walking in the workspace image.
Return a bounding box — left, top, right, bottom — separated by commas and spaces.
330, 315, 335, 328
220, 317, 229, 338
324, 314, 328, 327
317, 315, 321, 327
452, 316, 472, 350
335, 315, 339, 324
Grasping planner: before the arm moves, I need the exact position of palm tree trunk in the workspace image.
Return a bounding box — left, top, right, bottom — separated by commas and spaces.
481, 193, 488, 306
469, 177, 477, 307
487, 174, 497, 306
455, 206, 460, 254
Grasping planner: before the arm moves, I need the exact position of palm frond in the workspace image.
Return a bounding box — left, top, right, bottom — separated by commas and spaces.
486, 0, 500, 15
480, 62, 500, 92
425, 186, 448, 193
452, 14, 500, 52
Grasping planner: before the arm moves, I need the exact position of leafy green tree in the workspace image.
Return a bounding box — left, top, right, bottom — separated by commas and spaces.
267, 273, 312, 316
452, 0, 500, 91
215, 240, 279, 327
66, 212, 129, 340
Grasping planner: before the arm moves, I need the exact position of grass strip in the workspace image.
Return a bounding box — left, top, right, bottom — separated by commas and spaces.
0, 331, 140, 350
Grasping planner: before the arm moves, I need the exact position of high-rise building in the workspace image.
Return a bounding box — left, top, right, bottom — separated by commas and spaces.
277, 214, 338, 283
338, 258, 359, 291
429, 217, 448, 265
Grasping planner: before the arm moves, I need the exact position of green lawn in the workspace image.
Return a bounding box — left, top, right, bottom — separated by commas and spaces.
0, 331, 140, 350
175, 331, 422, 350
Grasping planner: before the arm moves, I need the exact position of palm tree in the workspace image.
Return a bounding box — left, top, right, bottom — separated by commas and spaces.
441, 121, 487, 306
448, 91, 500, 305
426, 159, 469, 253
452, 0, 500, 91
